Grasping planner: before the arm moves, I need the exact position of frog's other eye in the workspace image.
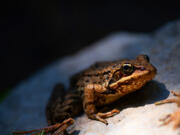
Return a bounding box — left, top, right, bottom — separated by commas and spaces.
121, 63, 134, 75
144, 55, 150, 62
136, 54, 150, 62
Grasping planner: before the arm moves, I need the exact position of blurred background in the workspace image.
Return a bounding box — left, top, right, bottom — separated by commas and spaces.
1, 1, 180, 99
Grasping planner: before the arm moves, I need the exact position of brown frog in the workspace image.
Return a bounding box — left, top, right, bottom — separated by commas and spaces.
13, 54, 157, 135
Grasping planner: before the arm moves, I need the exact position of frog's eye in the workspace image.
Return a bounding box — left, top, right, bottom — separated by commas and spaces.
121, 63, 134, 75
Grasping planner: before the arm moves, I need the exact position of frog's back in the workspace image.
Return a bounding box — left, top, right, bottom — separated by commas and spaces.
70, 61, 123, 91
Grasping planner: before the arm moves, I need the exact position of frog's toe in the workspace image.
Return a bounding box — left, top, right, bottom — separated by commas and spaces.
91, 109, 120, 125
12, 118, 74, 135
171, 90, 180, 97
155, 98, 178, 105
160, 114, 173, 126
94, 114, 108, 125
97, 108, 120, 118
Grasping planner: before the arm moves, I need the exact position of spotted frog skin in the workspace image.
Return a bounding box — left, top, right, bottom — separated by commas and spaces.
13, 55, 157, 135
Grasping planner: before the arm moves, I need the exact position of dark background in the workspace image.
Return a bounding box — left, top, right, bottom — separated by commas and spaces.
1, 1, 180, 93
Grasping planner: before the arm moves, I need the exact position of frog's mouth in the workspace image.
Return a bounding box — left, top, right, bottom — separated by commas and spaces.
108, 67, 156, 93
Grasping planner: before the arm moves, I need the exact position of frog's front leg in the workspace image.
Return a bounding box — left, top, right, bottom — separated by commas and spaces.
83, 84, 120, 125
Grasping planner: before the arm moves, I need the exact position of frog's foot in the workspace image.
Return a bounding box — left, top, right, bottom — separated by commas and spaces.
12, 118, 74, 135
92, 109, 120, 125
155, 91, 180, 129
159, 114, 173, 126
159, 109, 180, 129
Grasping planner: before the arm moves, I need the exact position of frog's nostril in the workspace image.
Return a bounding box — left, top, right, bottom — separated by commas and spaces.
136, 66, 145, 70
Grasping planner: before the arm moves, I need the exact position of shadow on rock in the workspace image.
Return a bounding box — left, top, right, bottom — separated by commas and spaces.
101, 80, 170, 111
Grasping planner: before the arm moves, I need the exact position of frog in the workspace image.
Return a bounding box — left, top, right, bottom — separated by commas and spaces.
13, 54, 157, 135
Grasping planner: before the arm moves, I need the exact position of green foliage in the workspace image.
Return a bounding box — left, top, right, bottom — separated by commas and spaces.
34, 130, 45, 135
0, 88, 11, 103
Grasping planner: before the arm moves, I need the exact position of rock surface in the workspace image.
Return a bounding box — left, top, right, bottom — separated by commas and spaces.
1, 21, 180, 135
